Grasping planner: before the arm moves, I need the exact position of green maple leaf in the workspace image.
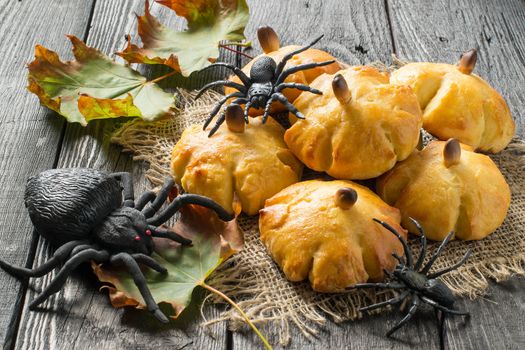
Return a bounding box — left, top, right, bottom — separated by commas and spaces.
92, 204, 244, 318
117, 0, 250, 76
27, 35, 175, 126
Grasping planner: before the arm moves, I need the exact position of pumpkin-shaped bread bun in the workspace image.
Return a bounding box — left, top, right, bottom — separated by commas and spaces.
390, 50, 514, 153
224, 27, 342, 115
377, 139, 511, 241
259, 180, 407, 292
171, 106, 303, 216
284, 67, 423, 180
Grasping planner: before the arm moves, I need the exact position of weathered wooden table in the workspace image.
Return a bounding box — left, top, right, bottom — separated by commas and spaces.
0, 0, 524, 349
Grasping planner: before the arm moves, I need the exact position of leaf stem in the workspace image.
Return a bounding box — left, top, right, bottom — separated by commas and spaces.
201, 282, 273, 350
149, 70, 178, 84
218, 44, 254, 59
224, 41, 253, 47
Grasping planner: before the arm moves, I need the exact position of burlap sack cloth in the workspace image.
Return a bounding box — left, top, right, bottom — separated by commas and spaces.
112, 89, 525, 346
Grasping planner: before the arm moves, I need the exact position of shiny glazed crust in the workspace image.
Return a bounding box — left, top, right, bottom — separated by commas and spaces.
171, 117, 303, 216
259, 180, 406, 292
391, 62, 514, 153
284, 66, 423, 180
376, 140, 511, 241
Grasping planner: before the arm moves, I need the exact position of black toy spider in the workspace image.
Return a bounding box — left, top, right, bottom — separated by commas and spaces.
349, 218, 472, 349
0, 168, 233, 323
195, 34, 335, 137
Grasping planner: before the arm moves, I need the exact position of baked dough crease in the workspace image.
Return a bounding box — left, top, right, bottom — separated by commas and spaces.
284, 66, 423, 179
377, 139, 511, 241
259, 180, 407, 292
390, 50, 514, 153
171, 117, 303, 216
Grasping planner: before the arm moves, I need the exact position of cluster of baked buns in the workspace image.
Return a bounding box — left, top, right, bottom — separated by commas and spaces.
171, 27, 513, 292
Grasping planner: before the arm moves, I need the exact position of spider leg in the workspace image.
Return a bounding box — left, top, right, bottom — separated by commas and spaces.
208, 111, 226, 137
274, 35, 324, 77
201, 62, 252, 87
262, 95, 279, 124
243, 100, 253, 123
70, 243, 98, 257
420, 296, 470, 316
147, 194, 234, 227
134, 191, 156, 212
28, 248, 109, 309
110, 252, 169, 323
203, 92, 245, 130
141, 177, 176, 218
373, 218, 414, 268
275, 82, 322, 95
148, 225, 192, 246
349, 282, 405, 290
386, 296, 420, 337
131, 254, 167, 273
420, 231, 454, 274
273, 92, 305, 119
110, 172, 134, 207
0, 240, 89, 278
206, 100, 247, 137
392, 252, 404, 265
410, 218, 428, 271
276, 60, 336, 85
428, 249, 472, 279
196, 81, 246, 99
359, 290, 410, 312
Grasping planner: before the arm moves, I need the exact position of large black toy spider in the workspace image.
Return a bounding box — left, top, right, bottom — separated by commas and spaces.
195, 34, 335, 137
350, 218, 472, 349
0, 168, 233, 323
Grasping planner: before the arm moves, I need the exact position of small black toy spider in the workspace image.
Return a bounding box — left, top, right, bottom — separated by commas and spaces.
349, 218, 472, 349
0, 168, 233, 323
196, 34, 335, 137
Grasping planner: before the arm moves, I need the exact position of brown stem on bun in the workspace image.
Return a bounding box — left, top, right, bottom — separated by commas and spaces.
457, 49, 477, 75
443, 138, 461, 167
257, 26, 280, 54
335, 187, 358, 210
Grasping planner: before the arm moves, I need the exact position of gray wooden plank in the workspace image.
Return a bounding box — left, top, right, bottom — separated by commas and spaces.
386, 0, 525, 349
240, 0, 394, 66
13, 0, 233, 349
388, 0, 525, 137
0, 0, 95, 347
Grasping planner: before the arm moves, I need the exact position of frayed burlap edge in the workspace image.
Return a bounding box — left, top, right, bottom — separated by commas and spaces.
111, 89, 525, 346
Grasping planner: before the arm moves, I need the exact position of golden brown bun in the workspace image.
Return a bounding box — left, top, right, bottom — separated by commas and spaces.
284, 66, 422, 180
391, 62, 514, 153
225, 46, 342, 115
376, 140, 511, 241
171, 117, 303, 216
259, 180, 407, 292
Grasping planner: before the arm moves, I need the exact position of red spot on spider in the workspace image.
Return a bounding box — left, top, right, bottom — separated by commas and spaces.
145, 230, 152, 236
134, 236, 141, 241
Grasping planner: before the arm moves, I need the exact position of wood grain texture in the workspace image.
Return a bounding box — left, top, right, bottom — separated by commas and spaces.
385, 0, 525, 348
0, 0, 95, 346
2, 0, 524, 349
240, 0, 393, 66
13, 1, 233, 349
388, 0, 525, 137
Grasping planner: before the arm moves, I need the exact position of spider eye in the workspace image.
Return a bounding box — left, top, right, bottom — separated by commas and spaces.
145, 229, 152, 236
134, 235, 141, 242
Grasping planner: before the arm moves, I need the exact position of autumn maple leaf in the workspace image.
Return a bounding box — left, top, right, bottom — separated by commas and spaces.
27, 36, 175, 125
117, 0, 249, 76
